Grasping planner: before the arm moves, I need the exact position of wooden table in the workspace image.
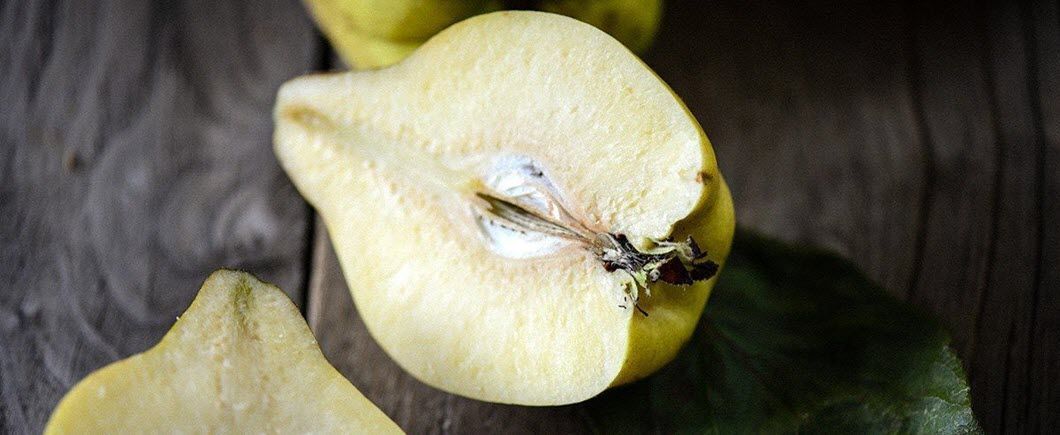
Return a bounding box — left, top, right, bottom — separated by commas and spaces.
2, 0, 1056, 433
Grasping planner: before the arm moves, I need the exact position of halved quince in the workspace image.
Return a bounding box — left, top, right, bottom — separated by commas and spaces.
45, 270, 401, 434
274, 11, 734, 405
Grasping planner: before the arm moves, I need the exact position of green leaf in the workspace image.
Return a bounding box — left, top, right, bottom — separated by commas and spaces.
585, 228, 981, 434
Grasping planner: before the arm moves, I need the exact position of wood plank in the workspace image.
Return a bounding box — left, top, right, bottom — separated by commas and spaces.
0, 0, 320, 432
651, 0, 1053, 431
962, 1, 1042, 432
1026, 0, 1060, 431
645, 0, 927, 296
962, 0, 1051, 430
904, 0, 1000, 359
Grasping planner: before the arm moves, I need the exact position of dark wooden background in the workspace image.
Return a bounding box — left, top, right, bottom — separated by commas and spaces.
1, 0, 1056, 433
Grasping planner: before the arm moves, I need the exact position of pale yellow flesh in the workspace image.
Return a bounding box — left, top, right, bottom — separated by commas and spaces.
45, 270, 402, 434
274, 11, 734, 405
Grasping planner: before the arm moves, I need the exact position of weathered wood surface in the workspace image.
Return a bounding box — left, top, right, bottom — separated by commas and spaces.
658, 0, 1058, 432
2, 0, 1058, 433
307, 0, 1059, 433
0, 0, 319, 433
644, 0, 1059, 432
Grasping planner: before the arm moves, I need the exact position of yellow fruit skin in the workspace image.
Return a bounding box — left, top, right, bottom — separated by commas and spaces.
305, 0, 661, 69
305, 0, 499, 68
318, 0, 501, 40
305, 0, 422, 68
613, 86, 735, 385
44, 270, 402, 434
538, 0, 663, 53
615, 175, 735, 386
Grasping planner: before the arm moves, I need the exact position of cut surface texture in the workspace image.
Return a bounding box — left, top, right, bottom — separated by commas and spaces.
45, 270, 402, 434
274, 11, 734, 405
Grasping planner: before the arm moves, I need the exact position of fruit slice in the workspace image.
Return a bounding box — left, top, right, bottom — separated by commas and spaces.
273, 11, 734, 405
45, 270, 401, 434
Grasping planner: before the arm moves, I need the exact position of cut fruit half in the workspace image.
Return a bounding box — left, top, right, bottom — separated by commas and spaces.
45, 270, 402, 434
274, 11, 735, 406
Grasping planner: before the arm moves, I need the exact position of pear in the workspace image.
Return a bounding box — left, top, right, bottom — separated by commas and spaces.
274, 11, 734, 406
45, 270, 402, 434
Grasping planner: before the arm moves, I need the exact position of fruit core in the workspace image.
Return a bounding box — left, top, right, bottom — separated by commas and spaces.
472, 155, 719, 314
282, 106, 718, 314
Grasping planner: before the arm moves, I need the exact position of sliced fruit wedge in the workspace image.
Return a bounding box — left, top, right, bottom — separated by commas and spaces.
274, 11, 735, 405
45, 270, 402, 434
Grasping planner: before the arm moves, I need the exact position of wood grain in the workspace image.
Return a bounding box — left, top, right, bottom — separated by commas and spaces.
0, 0, 319, 433
964, 1, 1046, 432
651, 0, 1058, 432
653, 0, 928, 296
307, 0, 1058, 433
905, 0, 999, 356
2, 0, 1057, 433
1026, 1, 1060, 433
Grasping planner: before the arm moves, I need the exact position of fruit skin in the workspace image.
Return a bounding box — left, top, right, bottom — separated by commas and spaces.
615, 170, 734, 386
305, 0, 500, 69
316, 0, 502, 40
537, 0, 662, 54
273, 11, 733, 405
305, 0, 662, 68
44, 270, 401, 434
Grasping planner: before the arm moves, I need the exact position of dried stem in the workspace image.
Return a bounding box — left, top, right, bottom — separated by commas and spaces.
475, 191, 719, 315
